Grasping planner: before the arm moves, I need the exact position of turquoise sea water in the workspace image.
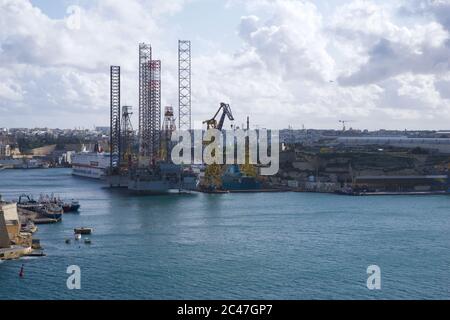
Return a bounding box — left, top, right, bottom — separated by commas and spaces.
0, 168, 449, 300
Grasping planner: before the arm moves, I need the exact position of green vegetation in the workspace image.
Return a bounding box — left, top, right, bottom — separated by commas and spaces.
17, 134, 90, 152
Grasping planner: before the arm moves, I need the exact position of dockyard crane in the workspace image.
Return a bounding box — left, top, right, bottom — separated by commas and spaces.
203, 103, 235, 130
339, 120, 355, 132
202, 103, 235, 190
121, 106, 135, 170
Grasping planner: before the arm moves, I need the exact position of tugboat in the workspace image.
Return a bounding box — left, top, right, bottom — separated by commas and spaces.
62, 200, 80, 213
69, 200, 80, 212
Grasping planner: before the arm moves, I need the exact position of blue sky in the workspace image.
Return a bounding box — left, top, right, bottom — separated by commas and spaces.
2, 0, 450, 130
29, 0, 360, 42
30, 0, 250, 53
31, 0, 76, 18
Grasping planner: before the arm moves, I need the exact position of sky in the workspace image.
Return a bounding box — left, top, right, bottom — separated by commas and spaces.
1, 0, 450, 130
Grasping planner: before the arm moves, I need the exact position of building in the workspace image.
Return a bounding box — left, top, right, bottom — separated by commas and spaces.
353, 175, 449, 192
0, 200, 21, 243
335, 137, 450, 154
0, 198, 32, 260
95, 127, 110, 135
0, 212, 10, 249
0, 143, 11, 158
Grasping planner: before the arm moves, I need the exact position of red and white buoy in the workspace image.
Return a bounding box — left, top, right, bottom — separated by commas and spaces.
19, 264, 24, 278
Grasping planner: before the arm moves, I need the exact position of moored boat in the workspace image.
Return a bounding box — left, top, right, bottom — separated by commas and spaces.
17, 194, 41, 212
38, 204, 63, 221
38, 194, 80, 213
74, 227, 93, 235
62, 200, 80, 213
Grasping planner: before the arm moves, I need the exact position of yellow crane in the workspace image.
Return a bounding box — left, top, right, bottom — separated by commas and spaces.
202, 103, 234, 189
203, 103, 234, 130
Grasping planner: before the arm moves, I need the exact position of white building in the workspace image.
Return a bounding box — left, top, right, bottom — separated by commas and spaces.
0, 144, 11, 157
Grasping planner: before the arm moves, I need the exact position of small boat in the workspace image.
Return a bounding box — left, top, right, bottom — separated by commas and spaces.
62, 200, 80, 213
84, 238, 92, 245
65, 239, 71, 244
70, 200, 80, 212
74, 227, 93, 235
74, 234, 81, 241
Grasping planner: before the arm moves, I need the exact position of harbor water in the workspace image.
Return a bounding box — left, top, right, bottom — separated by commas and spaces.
1, 168, 450, 299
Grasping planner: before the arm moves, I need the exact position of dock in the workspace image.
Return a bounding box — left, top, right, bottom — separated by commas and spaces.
353, 191, 449, 196
228, 188, 291, 193
34, 218, 60, 224
25, 250, 46, 257
198, 189, 229, 194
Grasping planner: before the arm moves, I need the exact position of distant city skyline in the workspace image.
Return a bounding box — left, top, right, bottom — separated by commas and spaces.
1, 0, 450, 130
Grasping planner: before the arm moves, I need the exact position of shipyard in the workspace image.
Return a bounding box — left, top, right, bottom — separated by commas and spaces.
2, 0, 450, 303
2, 39, 450, 264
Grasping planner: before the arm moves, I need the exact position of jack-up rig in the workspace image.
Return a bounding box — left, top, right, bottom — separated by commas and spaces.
106, 40, 263, 194
106, 41, 197, 194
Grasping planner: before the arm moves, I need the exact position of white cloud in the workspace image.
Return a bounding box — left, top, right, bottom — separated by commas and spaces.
0, 0, 182, 127
1, 0, 450, 130
333, 0, 450, 85
238, 1, 335, 82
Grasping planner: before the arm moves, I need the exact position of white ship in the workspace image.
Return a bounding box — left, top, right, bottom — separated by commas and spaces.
72, 152, 110, 179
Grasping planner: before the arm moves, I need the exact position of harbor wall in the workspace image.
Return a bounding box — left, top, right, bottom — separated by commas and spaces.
0, 212, 10, 249
2, 202, 19, 221
0, 246, 32, 260
1, 202, 21, 241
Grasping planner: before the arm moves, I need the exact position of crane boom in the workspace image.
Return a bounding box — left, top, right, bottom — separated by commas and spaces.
339, 120, 355, 132
203, 103, 234, 130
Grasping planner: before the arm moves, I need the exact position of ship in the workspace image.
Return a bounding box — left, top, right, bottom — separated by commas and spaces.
221, 165, 261, 191
17, 194, 41, 212
128, 178, 171, 194
72, 152, 110, 179
17, 194, 63, 221
20, 159, 49, 169
37, 204, 63, 221
125, 163, 199, 194
61, 200, 80, 213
